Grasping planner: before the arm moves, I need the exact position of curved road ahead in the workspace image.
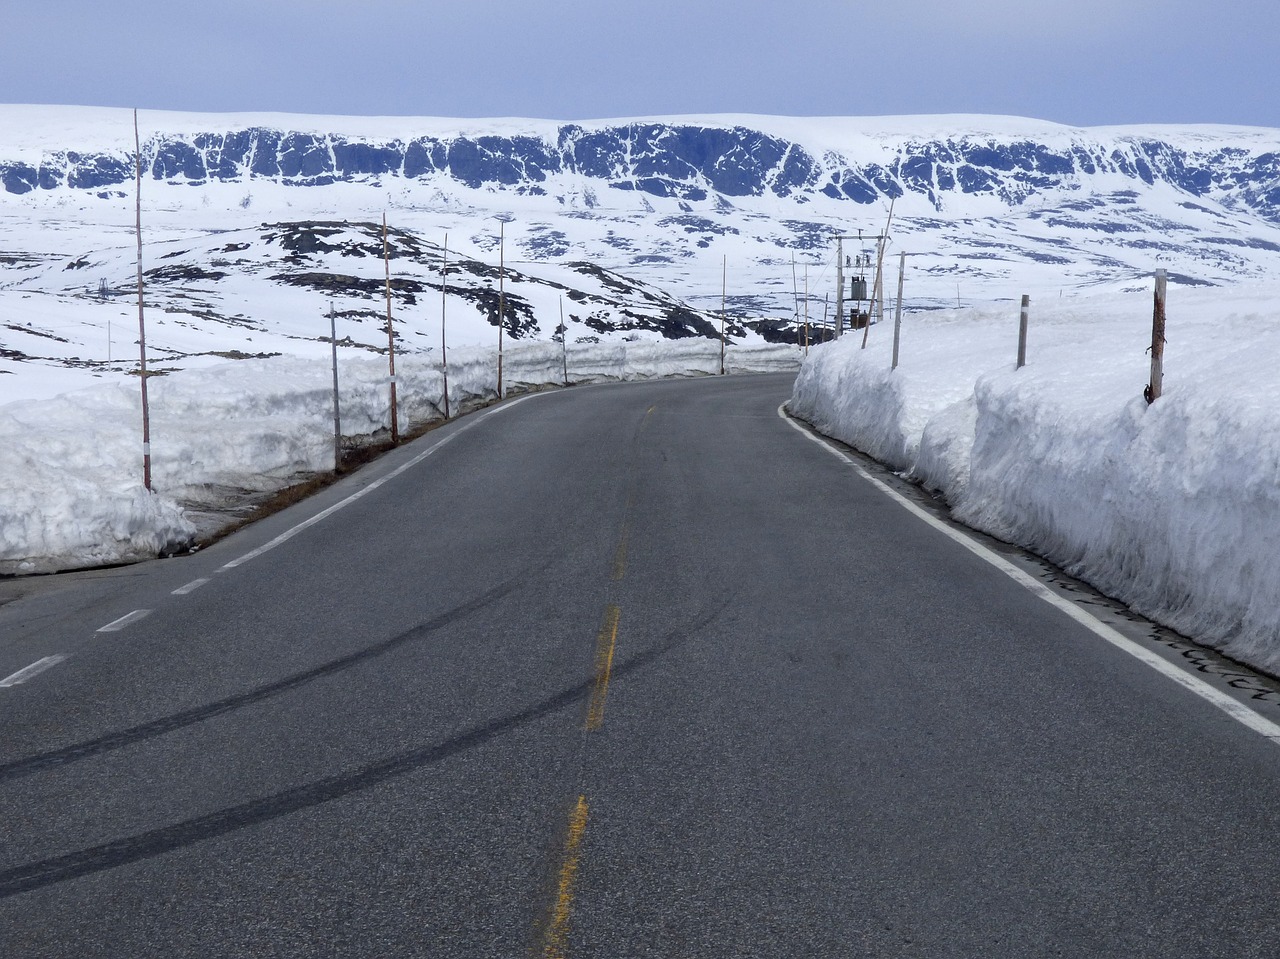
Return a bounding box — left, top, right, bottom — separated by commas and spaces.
3, 372, 1280, 957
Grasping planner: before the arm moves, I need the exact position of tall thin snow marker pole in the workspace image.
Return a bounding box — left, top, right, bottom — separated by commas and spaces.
440, 233, 450, 419
330, 302, 342, 473
720, 255, 727, 375
891, 252, 906, 370
803, 264, 810, 354
1016, 294, 1030, 370
560, 296, 568, 386
497, 220, 506, 399
1147, 268, 1167, 404
382, 213, 399, 444
133, 109, 152, 492
791, 251, 800, 343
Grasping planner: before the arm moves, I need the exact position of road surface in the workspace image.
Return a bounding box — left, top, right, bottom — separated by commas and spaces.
3, 372, 1280, 957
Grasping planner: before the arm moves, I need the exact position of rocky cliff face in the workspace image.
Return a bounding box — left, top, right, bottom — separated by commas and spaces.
5, 119, 1279, 225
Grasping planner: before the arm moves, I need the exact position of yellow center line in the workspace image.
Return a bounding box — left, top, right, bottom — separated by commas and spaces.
585, 604, 621, 731
542, 794, 590, 959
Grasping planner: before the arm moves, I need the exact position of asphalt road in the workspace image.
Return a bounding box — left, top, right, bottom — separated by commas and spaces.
3, 372, 1280, 958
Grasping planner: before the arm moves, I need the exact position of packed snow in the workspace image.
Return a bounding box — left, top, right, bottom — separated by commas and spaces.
789, 281, 1280, 675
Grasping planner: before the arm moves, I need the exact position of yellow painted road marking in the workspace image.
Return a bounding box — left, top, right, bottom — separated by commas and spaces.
543, 794, 590, 959
585, 605, 621, 731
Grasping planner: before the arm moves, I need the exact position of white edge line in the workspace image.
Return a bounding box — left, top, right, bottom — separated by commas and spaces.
221, 394, 539, 570
96, 609, 152, 633
777, 403, 1280, 746
0, 655, 69, 688
172, 578, 211, 596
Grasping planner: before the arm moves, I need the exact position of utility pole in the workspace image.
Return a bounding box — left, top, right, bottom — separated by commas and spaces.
382, 213, 399, 444
440, 233, 450, 419
835, 237, 844, 339
133, 109, 152, 492
863, 201, 895, 349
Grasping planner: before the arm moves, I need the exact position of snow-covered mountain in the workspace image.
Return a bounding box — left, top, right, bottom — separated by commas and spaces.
3, 106, 1280, 398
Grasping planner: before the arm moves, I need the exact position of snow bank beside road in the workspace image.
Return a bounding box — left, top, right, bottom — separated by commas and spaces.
0, 341, 799, 575
789, 288, 1280, 675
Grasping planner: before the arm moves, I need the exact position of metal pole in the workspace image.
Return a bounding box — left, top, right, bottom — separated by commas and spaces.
382, 213, 399, 444
1017, 294, 1030, 370
892, 252, 906, 370
330, 302, 341, 473
497, 220, 505, 399
133, 109, 151, 492
1147, 269, 1167, 404
440, 233, 450, 419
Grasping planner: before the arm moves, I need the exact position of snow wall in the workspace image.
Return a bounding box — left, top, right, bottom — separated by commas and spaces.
0, 340, 800, 575
788, 288, 1280, 677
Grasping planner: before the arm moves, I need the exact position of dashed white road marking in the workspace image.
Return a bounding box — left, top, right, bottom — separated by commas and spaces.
1, 655, 69, 688
97, 609, 152, 633
172, 578, 210, 596
221, 394, 538, 571
777, 403, 1280, 748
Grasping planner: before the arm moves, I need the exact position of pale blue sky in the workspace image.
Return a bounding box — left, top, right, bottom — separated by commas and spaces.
5, 0, 1278, 127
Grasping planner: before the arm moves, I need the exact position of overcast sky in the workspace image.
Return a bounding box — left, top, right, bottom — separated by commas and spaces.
5, 0, 1278, 127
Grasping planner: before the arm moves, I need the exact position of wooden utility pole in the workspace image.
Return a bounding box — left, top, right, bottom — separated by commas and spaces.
1017, 295, 1030, 369
1147, 269, 1167, 404
891, 252, 906, 370
862, 201, 895, 349
382, 213, 399, 444
497, 219, 506, 398
720, 255, 727, 375
133, 109, 152, 492
329, 302, 342, 473
440, 233, 450, 419
835, 237, 844, 339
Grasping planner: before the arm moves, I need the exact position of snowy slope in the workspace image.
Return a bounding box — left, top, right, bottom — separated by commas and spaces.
5, 106, 1280, 403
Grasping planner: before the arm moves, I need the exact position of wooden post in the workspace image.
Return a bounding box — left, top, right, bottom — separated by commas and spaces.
497, 219, 505, 398
329, 302, 342, 473
382, 213, 399, 443
891, 252, 905, 370
133, 109, 152, 492
440, 233, 450, 419
1017, 294, 1030, 369
1147, 269, 1167, 404
720, 255, 727, 375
